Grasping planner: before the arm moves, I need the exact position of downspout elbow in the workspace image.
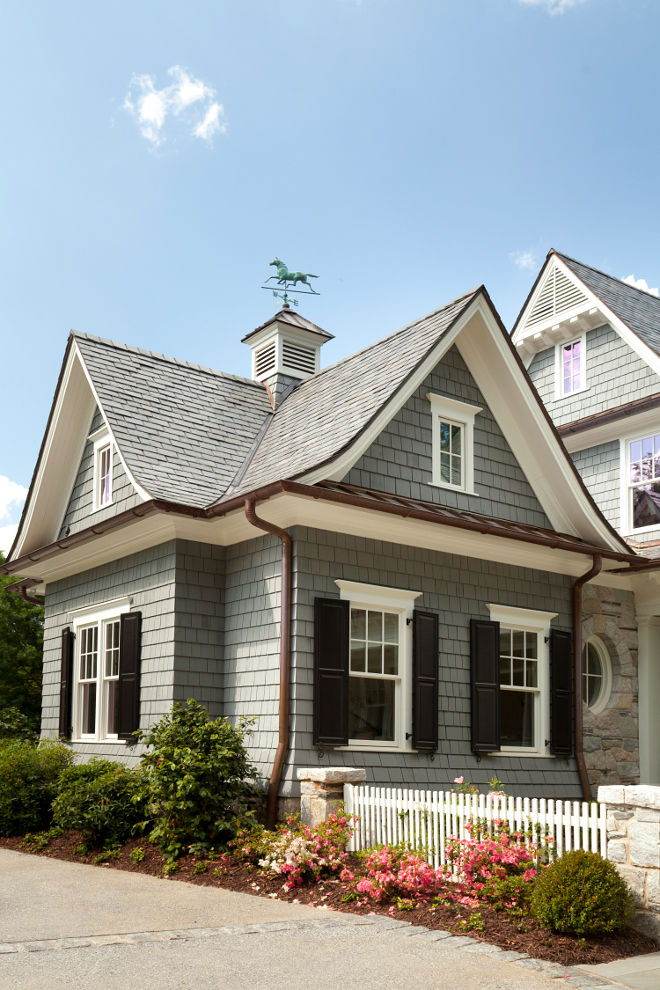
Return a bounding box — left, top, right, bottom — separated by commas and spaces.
244, 499, 292, 830
573, 554, 602, 801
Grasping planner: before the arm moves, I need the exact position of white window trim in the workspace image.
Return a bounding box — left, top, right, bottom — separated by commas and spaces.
91, 429, 113, 513
620, 426, 660, 537
426, 393, 482, 495
487, 604, 557, 758
554, 332, 589, 401
70, 598, 132, 743
583, 635, 612, 716
334, 580, 421, 753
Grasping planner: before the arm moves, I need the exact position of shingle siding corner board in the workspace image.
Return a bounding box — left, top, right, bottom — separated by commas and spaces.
343, 345, 551, 529
527, 324, 660, 428
233, 291, 479, 497
58, 407, 143, 539
570, 441, 621, 533
74, 333, 271, 508
286, 525, 582, 801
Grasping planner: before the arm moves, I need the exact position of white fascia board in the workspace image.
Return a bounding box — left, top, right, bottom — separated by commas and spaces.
20, 490, 633, 591
455, 304, 627, 552
298, 295, 483, 486
13, 349, 96, 559
73, 341, 151, 503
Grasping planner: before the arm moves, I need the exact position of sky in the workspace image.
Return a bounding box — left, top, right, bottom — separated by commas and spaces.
2, 0, 659, 553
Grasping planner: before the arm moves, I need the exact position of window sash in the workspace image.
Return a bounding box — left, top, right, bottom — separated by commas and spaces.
628, 433, 660, 531
561, 340, 582, 395
438, 418, 463, 488
98, 445, 112, 506
348, 604, 404, 747
74, 617, 122, 740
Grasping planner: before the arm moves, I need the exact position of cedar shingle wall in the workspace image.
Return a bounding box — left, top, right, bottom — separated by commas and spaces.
342, 346, 551, 530
570, 441, 621, 532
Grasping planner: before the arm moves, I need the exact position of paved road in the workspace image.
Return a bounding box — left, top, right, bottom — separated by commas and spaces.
0, 848, 616, 990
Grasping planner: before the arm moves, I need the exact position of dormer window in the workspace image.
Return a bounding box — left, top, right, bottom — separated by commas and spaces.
555, 333, 586, 399
427, 393, 481, 494
90, 428, 113, 511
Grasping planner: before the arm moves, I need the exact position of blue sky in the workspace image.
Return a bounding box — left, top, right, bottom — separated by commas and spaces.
2, 0, 659, 552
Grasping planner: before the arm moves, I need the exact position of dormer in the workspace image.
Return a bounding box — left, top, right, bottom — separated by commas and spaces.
242, 308, 333, 404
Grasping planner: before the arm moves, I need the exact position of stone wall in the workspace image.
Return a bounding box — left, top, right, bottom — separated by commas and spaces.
600, 784, 660, 942
581, 585, 639, 791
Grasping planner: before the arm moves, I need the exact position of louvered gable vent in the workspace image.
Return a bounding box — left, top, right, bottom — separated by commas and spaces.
282, 341, 315, 375
527, 268, 589, 328
255, 343, 276, 377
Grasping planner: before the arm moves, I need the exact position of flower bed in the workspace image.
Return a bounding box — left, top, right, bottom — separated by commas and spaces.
0, 826, 656, 967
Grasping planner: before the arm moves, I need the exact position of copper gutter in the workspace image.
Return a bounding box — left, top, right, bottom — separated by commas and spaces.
558, 392, 660, 439
4, 577, 44, 606
573, 555, 602, 801
243, 498, 292, 831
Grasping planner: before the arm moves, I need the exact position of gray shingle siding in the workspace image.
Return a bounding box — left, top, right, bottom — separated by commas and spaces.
570, 441, 621, 532
58, 407, 143, 538
528, 324, 660, 428
343, 346, 552, 529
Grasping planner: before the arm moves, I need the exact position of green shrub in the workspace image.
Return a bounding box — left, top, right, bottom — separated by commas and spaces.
136, 699, 257, 860
532, 850, 635, 935
51, 758, 147, 847
0, 739, 73, 835
0, 707, 39, 742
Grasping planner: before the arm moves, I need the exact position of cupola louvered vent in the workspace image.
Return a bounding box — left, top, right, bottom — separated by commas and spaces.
255, 343, 276, 377
527, 268, 589, 328
282, 342, 316, 375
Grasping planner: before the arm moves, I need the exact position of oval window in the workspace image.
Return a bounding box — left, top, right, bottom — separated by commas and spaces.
581, 637, 611, 713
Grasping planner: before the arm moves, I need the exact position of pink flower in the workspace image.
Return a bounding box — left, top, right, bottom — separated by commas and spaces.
454, 776, 464, 784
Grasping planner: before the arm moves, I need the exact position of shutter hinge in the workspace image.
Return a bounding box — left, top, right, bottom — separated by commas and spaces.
544, 636, 550, 643
545, 739, 551, 747
406, 618, 413, 625
405, 732, 412, 740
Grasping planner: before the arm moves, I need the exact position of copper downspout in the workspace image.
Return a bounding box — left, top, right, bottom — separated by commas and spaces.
573, 554, 602, 801
244, 498, 292, 830
4, 578, 45, 606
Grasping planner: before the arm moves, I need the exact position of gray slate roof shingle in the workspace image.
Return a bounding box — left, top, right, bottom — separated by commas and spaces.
74, 333, 272, 507
556, 252, 660, 357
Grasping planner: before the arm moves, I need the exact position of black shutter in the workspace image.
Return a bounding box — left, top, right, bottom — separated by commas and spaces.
117, 612, 142, 740
550, 628, 573, 756
58, 627, 75, 738
412, 610, 439, 751
470, 618, 501, 753
313, 598, 349, 746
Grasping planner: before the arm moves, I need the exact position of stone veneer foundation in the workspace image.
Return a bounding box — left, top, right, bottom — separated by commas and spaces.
599, 783, 660, 942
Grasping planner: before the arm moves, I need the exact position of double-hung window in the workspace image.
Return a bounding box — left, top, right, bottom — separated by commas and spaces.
628, 432, 660, 531
427, 393, 482, 495
70, 598, 132, 742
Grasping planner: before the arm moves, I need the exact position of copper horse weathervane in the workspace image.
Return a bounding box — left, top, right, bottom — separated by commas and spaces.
262, 258, 320, 308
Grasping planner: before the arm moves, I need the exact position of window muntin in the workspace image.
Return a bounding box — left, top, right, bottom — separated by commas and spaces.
74, 614, 125, 740
499, 627, 539, 749
561, 340, 582, 395
629, 433, 660, 530
349, 606, 400, 744
582, 637, 611, 713
439, 420, 463, 488
79, 625, 98, 736
104, 620, 120, 736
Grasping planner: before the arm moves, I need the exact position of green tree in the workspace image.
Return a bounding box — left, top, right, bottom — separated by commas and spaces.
0, 553, 43, 734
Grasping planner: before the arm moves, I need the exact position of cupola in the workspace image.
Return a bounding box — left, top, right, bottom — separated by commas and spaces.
242, 308, 333, 404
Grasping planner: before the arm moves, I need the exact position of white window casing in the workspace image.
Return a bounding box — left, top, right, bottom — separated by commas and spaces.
90, 427, 113, 512
487, 604, 557, 758
427, 393, 482, 495
69, 596, 133, 743
554, 331, 588, 401
582, 635, 612, 716
620, 426, 660, 536
334, 580, 421, 752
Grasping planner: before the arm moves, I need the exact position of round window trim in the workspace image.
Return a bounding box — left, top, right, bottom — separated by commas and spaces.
581, 636, 612, 715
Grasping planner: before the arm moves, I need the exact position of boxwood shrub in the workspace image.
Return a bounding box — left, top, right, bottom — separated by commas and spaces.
532, 849, 635, 935
52, 758, 147, 847
0, 739, 73, 835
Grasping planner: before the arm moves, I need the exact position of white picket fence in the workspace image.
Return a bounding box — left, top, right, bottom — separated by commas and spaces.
343, 784, 607, 869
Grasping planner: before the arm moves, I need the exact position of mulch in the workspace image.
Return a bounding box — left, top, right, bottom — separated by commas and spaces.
1, 830, 656, 967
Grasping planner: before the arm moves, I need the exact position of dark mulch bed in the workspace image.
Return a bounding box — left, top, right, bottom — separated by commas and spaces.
1, 831, 656, 967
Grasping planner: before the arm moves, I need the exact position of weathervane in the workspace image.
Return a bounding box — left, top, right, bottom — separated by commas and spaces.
262, 258, 320, 308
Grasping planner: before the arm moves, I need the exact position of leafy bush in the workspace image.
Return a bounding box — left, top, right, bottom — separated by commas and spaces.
51, 758, 147, 847
445, 822, 540, 915
0, 707, 38, 742
237, 812, 355, 889
136, 699, 258, 860
531, 850, 635, 935
0, 739, 73, 835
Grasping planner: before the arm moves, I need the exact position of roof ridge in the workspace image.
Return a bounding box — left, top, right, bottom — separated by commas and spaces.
70, 330, 266, 389
554, 251, 660, 302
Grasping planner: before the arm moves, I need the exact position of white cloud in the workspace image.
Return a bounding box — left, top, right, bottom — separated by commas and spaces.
516, 0, 587, 13
510, 251, 537, 271
124, 66, 226, 147
0, 524, 18, 556
623, 274, 659, 298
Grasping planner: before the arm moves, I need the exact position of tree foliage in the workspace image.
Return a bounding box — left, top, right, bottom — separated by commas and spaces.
0, 553, 44, 733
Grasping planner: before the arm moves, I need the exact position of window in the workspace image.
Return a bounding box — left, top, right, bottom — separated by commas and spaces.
70, 597, 132, 741
427, 393, 482, 494
628, 433, 660, 531
487, 604, 556, 756
555, 334, 586, 399
582, 636, 612, 714
336, 580, 421, 750
90, 428, 113, 511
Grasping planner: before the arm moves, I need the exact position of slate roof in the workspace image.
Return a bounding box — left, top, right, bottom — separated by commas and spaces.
555, 252, 660, 357
226, 288, 480, 500
74, 332, 272, 507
